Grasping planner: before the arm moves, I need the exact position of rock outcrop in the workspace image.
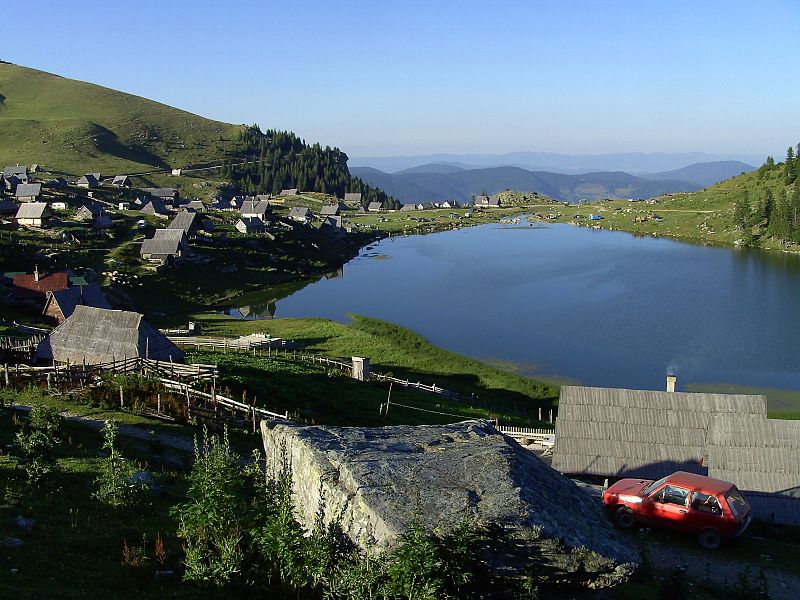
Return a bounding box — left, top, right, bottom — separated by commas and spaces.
261, 419, 639, 588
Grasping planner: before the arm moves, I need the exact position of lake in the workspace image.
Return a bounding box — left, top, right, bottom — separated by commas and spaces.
226, 221, 800, 392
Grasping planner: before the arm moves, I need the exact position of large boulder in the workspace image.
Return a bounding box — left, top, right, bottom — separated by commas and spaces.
261, 419, 639, 588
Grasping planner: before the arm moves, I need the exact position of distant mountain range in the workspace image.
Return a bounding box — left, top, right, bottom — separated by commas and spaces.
349, 152, 762, 175
350, 161, 756, 204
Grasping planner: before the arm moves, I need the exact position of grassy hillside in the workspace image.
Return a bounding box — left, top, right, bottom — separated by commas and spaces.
0, 62, 243, 175
546, 155, 800, 252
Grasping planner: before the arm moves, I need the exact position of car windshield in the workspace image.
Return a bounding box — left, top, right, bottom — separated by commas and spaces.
726, 487, 749, 518
642, 476, 669, 497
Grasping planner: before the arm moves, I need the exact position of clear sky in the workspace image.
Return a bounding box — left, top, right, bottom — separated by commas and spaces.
5, 0, 799, 157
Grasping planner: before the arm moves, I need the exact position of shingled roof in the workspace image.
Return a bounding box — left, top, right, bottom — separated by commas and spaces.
14, 182, 42, 199
35, 305, 184, 364
167, 211, 199, 235
707, 415, 800, 526
343, 192, 362, 203
141, 228, 187, 257
43, 284, 111, 323
551, 385, 767, 479
15, 202, 51, 220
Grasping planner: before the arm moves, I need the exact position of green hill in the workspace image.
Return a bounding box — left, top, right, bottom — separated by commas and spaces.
551, 148, 800, 252
0, 62, 243, 175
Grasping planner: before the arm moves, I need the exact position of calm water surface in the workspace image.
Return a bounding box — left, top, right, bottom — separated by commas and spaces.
230, 222, 800, 391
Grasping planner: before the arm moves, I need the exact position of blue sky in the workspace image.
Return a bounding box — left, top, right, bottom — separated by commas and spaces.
5, 1, 799, 157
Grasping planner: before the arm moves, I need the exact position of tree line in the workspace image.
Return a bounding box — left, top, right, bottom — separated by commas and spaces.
735, 143, 800, 244
222, 126, 400, 209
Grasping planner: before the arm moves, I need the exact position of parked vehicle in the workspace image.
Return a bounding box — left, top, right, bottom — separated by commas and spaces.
602, 471, 751, 549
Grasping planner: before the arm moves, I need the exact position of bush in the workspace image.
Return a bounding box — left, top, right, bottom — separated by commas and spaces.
94, 420, 149, 511
172, 427, 247, 585
15, 403, 61, 482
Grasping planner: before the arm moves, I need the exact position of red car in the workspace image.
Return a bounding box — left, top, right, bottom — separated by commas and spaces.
602, 471, 751, 549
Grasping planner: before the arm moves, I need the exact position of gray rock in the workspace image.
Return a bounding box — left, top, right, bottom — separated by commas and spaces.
261, 419, 639, 589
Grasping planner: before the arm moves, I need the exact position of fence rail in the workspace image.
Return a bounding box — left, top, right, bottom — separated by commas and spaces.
3, 356, 217, 385
497, 426, 554, 442
169, 335, 290, 353
158, 377, 288, 422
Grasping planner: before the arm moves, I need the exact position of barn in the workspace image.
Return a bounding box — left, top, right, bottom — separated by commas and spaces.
35, 305, 184, 364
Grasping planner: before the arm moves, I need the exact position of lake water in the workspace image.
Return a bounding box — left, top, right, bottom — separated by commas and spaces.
228, 221, 800, 392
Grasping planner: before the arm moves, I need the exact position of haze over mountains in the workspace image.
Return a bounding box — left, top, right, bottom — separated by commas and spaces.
349, 152, 763, 175
350, 160, 756, 204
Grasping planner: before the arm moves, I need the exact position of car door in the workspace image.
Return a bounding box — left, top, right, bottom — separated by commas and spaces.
685, 491, 727, 534
646, 484, 692, 531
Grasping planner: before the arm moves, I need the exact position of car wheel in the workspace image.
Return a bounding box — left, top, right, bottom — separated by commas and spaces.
613, 507, 636, 529
698, 528, 722, 550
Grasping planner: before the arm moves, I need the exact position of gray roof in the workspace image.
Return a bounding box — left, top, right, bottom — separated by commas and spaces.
474, 195, 489, 205
141, 228, 187, 257
15, 202, 51, 220
280, 188, 299, 196
235, 217, 264, 233
240, 199, 270, 216
400, 203, 418, 211
143, 187, 178, 199
289, 206, 309, 219
321, 215, 342, 230
551, 385, 767, 479
14, 183, 42, 198
167, 211, 199, 234
3, 165, 28, 178
186, 200, 206, 212
112, 175, 130, 186
707, 415, 800, 526
344, 192, 362, 202
320, 204, 340, 216
77, 174, 100, 187
75, 204, 103, 220
44, 285, 111, 320
140, 197, 168, 215
35, 305, 184, 364
367, 202, 383, 211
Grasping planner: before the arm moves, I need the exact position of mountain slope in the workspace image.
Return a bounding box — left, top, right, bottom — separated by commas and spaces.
396, 162, 466, 175
0, 62, 243, 175
349, 151, 766, 174
640, 161, 756, 187
351, 165, 700, 203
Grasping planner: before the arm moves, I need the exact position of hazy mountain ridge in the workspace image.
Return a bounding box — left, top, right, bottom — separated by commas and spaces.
350, 165, 702, 203
639, 161, 756, 187
350, 151, 765, 175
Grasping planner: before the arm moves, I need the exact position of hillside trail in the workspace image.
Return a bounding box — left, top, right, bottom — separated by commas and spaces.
10, 404, 257, 468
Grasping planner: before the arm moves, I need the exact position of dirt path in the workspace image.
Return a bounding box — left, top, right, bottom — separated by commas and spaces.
13, 404, 196, 454
645, 537, 800, 599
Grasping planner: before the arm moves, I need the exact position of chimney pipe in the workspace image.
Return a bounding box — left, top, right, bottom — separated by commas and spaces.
666, 374, 676, 393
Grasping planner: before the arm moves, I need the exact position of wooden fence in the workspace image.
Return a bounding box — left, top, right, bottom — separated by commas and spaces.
168, 335, 290, 353
0, 334, 46, 353
158, 377, 289, 425
3, 356, 217, 386
497, 426, 554, 443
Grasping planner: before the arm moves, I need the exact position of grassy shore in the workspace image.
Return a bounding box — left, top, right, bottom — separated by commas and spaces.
190, 314, 559, 421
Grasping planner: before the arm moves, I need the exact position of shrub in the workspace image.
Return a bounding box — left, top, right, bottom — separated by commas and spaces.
172, 427, 246, 585
15, 403, 62, 482
94, 420, 148, 510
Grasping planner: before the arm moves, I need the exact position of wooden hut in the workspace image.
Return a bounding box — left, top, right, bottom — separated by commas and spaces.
35, 305, 184, 364
551, 384, 767, 479
707, 415, 800, 526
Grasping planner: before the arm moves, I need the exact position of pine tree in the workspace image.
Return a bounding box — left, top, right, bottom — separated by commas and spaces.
733, 192, 750, 230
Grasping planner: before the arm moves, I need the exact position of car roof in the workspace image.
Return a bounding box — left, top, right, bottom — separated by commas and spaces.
666, 471, 734, 495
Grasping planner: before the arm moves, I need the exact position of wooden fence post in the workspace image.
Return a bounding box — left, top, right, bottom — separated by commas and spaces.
157, 393, 161, 414
3, 364, 8, 387
119, 385, 124, 409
